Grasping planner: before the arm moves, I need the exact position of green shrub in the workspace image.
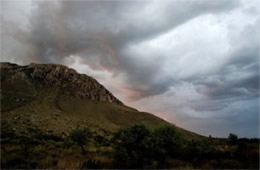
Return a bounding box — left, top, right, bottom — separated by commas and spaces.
70, 128, 92, 153
153, 126, 184, 157
228, 133, 238, 144
113, 124, 152, 168
113, 124, 186, 168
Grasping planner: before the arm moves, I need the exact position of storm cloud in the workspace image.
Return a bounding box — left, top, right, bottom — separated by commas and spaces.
1, 0, 259, 137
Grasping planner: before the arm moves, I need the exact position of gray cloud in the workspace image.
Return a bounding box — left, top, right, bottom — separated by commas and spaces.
197, 20, 259, 101
1, 0, 241, 98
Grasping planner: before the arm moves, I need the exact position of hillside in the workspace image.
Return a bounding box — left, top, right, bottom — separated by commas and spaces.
1, 62, 259, 169
1, 62, 177, 134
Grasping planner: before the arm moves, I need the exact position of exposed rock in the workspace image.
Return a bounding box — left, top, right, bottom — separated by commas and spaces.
0, 62, 123, 105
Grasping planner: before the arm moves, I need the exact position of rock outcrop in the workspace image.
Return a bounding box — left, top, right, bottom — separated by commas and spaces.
0, 62, 123, 105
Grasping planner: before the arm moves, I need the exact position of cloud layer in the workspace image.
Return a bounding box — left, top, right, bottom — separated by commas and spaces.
1, 0, 259, 137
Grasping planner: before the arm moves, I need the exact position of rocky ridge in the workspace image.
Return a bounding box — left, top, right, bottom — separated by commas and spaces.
0, 62, 123, 105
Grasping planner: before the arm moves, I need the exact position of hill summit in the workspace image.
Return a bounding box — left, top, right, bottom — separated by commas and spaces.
0, 62, 122, 105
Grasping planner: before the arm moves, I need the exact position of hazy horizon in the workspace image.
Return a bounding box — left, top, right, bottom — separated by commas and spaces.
1, 0, 259, 138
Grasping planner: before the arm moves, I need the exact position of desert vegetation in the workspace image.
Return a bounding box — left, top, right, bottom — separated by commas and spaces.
1, 124, 259, 169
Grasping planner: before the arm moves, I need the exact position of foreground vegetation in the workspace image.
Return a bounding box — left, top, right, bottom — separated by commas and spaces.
1, 124, 259, 169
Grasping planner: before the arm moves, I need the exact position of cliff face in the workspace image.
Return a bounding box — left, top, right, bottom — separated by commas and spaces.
0, 62, 123, 105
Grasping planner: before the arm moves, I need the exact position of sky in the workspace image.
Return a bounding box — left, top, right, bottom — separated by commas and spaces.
1, 0, 259, 138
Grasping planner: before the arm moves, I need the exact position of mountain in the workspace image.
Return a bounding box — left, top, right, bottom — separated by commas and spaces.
1, 62, 258, 169
1, 62, 175, 136
1, 62, 122, 106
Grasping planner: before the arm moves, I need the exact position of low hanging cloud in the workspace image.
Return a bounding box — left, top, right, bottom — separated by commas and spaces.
1, 0, 259, 137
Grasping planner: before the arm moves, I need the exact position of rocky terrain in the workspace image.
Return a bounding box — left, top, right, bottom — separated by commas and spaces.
0, 62, 122, 105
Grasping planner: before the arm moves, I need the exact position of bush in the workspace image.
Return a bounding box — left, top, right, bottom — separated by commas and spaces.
153, 126, 184, 157
34, 133, 63, 142
113, 124, 186, 168
113, 124, 152, 168
93, 134, 110, 146
70, 128, 92, 153
228, 133, 238, 144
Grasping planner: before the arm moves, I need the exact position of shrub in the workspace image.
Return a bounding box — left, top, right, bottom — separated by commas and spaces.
113, 124, 152, 168
70, 128, 92, 153
153, 126, 184, 157
228, 133, 238, 144
113, 124, 186, 168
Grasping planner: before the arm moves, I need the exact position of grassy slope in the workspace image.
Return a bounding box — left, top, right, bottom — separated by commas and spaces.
2, 85, 202, 140
1, 69, 202, 140
2, 87, 166, 132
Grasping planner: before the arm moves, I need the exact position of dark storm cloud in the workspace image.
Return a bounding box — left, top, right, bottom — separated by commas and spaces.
184, 97, 259, 137
116, 52, 175, 99
1, 0, 240, 99
183, 18, 260, 112
194, 64, 259, 102
227, 19, 259, 67
111, 0, 240, 45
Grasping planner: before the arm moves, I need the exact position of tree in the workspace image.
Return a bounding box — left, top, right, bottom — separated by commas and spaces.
113, 124, 185, 168
113, 124, 152, 168
70, 128, 92, 153
153, 125, 184, 157
228, 133, 238, 144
